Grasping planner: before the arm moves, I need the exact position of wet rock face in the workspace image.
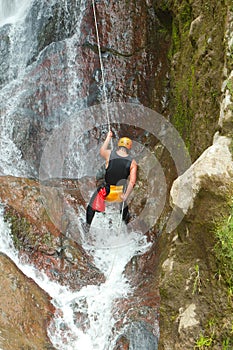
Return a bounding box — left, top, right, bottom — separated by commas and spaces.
114, 322, 158, 350
0, 173, 161, 349
112, 242, 160, 350
0, 25, 10, 87
113, 336, 130, 350
84, 0, 171, 108
0, 0, 171, 173
0, 175, 105, 290
127, 322, 158, 350
1, 1, 232, 349
0, 253, 55, 350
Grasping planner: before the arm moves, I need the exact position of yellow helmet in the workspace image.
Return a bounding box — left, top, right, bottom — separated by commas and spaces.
118, 137, 132, 150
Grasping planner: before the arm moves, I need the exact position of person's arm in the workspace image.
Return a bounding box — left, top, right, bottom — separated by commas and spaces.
100, 131, 112, 160
121, 159, 137, 202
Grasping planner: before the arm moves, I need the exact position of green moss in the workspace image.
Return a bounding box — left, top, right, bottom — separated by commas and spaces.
170, 64, 196, 149
222, 337, 233, 350
170, 20, 180, 56
214, 198, 233, 350
166, 0, 227, 159
226, 78, 233, 96
192, 263, 201, 295
195, 316, 233, 350
167, 2, 194, 149
168, 0, 192, 57
4, 209, 53, 251
4, 211, 30, 249
178, 1, 192, 30
214, 198, 233, 287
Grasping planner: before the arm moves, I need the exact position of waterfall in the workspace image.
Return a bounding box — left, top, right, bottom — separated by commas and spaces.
0, 0, 39, 177
0, 0, 90, 177
0, 0, 31, 26
49, 214, 152, 349
0, 1, 159, 348
0, 204, 152, 349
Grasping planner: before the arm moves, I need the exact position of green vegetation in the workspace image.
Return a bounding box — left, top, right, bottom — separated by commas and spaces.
194, 333, 213, 349
167, 0, 227, 159
171, 68, 194, 149
193, 202, 233, 349
230, 138, 233, 155
167, 1, 194, 149
211, 199, 233, 349
195, 325, 233, 349
4, 210, 32, 250
214, 199, 233, 288
222, 337, 231, 350
4, 208, 53, 251
226, 78, 233, 98
195, 319, 216, 348
178, 1, 192, 31
169, 19, 180, 58
194, 318, 233, 350
169, 0, 192, 57
192, 263, 201, 295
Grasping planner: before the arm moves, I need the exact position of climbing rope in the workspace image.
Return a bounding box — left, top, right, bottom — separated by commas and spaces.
91, 1, 128, 279
91, 0, 111, 132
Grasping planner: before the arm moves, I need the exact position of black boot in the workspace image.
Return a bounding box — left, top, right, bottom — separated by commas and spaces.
86, 205, 96, 226
121, 204, 130, 224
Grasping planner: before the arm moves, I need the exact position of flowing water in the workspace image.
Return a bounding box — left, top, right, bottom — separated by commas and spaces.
0, 1, 154, 348
0, 204, 151, 349
0, 0, 31, 26
0, 0, 86, 177
0, 0, 41, 176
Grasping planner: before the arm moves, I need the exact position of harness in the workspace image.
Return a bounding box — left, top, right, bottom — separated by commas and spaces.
91, 150, 132, 211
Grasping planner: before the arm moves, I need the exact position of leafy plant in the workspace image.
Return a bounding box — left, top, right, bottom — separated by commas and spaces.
222, 337, 231, 350
192, 263, 202, 295
194, 333, 213, 349
226, 78, 233, 96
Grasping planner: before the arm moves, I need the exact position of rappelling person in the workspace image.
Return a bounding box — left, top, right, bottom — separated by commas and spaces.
83, 131, 137, 232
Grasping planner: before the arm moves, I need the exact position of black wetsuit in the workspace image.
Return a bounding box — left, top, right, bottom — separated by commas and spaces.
105, 150, 132, 185
86, 150, 132, 226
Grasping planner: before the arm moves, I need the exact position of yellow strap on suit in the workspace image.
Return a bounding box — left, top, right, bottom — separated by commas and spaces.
105, 185, 124, 202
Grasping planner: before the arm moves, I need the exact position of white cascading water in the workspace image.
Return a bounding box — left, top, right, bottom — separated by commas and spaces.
0, 0, 31, 26
0, 1, 153, 349
0, 203, 151, 349
0, 0, 36, 177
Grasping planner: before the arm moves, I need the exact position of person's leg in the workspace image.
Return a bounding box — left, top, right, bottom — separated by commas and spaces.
84, 184, 108, 232
85, 188, 99, 228
86, 204, 96, 225
81, 204, 95, 234
120, 202, 130, 224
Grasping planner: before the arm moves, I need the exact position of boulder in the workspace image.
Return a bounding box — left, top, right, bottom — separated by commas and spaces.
0, 175, 105, 290
0, 253, 55, 350
170, 133, 233, 215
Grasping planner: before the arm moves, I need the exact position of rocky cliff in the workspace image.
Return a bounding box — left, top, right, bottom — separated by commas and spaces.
0, 0, 232, 349
0, 253, 55, 350
157, 0, 233, 349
